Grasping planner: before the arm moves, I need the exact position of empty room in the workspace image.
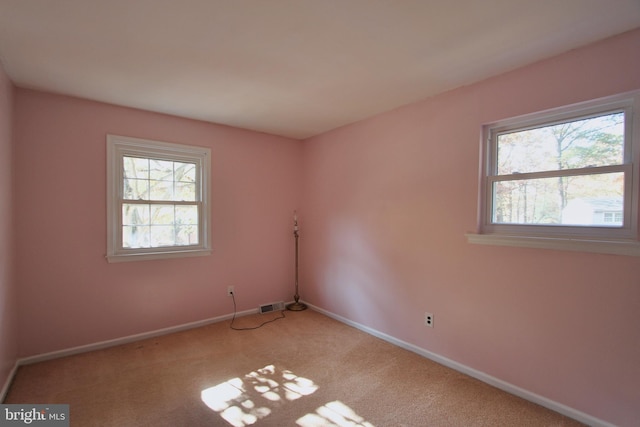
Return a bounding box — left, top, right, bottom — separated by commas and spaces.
1, 1, 639, 426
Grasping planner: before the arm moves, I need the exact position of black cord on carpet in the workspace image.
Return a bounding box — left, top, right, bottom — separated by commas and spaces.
229, 293, 285, 331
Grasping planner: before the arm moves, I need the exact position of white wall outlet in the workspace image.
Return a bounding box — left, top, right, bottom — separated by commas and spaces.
227, 286, 234, 297
425, 312, 434, 328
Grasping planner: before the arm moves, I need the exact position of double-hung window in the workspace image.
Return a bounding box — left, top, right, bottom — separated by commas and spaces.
107, 135, 211, 262
469, 91, 640, 256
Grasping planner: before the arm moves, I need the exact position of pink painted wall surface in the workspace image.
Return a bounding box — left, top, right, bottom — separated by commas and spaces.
301, 29, 640, 426
13, 90, 302, 357
0, 62, 17, 393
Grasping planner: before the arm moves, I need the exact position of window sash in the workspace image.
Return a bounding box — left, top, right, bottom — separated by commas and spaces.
490, 109, 628, 175
118, 200, 203, 250
484, 166, 633, 239
122, 155, 198, 202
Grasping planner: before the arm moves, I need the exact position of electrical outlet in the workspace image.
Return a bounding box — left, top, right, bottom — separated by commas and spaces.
227, 286, 234, 297
425, 312, 434, 328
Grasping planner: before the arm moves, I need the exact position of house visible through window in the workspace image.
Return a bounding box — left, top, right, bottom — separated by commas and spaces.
107, 135, 211, 262
603, 211, 623, 224
468, 91, 640, 255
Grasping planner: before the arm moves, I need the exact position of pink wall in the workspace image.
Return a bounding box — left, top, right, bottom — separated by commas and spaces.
6, 24, 639, 426
13, 90, 302, 357
0, 63, 17, 394
301, 29, 640, 426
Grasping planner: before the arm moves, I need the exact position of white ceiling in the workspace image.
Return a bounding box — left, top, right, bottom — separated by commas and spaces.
0, 1, 639, 139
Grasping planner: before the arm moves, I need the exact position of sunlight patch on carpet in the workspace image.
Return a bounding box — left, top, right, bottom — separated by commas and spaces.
201, 364, 319, 426
297, 401, 376, 427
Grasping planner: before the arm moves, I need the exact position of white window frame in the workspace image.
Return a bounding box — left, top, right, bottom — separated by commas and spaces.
106, 135, 211, 263
467, 91, 640, 256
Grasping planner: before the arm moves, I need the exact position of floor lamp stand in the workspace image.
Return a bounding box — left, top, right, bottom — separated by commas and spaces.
287, 216, 307, 311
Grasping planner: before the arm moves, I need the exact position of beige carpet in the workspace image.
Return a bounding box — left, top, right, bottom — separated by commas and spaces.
5, 310, 584, 426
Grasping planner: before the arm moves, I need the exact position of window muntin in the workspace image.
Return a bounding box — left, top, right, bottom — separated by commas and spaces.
107, 135, 211, 262
481, 93, 638, 241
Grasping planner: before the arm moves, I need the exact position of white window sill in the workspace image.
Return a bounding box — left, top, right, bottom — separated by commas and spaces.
465, 233, 640, 256
106, 249, 211, 263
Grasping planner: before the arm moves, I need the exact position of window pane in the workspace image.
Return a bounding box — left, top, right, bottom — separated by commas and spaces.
492, 172, 624, 226
123, 178, 149, 200
497, 112, 624, 175
122, 204, 149, 225
123, 225, 150, 248
149, 159, 174, 180
175, 162, 196, 183
123, 157, 149, 179
175, 182, 196, 201
176, 205, 198, 225
149, 179, 174, 200
151, 205, 175, 225
176, 225, 199, 245
149, 225, 176, 247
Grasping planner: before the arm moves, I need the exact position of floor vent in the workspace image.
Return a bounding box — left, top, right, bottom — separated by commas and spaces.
259, 301, 285, 314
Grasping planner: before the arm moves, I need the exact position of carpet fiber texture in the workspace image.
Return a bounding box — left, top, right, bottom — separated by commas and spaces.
5, 310, 585, 426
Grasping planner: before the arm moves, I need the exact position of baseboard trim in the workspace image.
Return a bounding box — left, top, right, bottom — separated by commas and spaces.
0, 361, 20, 402
4, 302, 615, 426
4, 304, 285, 401
19, 307, 257, 366
2, 310, 251, 401
306, 302, 616, 427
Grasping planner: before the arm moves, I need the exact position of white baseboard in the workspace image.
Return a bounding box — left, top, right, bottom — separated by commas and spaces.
0, 361, 19, 402
2, 301, 293, 400
19, 308, 257, 366
2, 302, 616, 426
2, 311, 247, 401
305, 302, 616, 427
2, 303, 281, 401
